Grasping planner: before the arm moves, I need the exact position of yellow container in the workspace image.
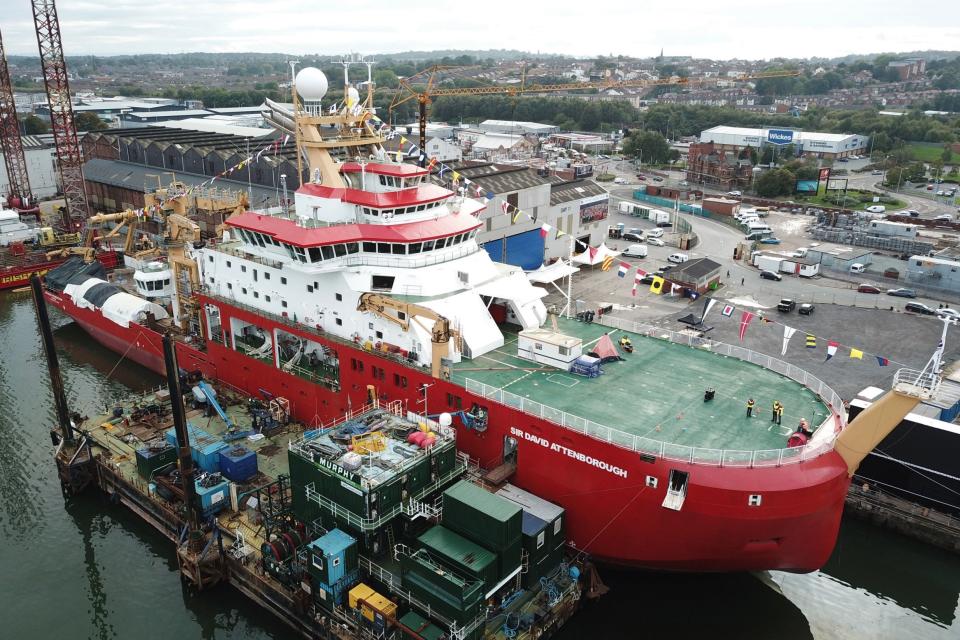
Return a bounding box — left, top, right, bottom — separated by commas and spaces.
348, 583, 397, 622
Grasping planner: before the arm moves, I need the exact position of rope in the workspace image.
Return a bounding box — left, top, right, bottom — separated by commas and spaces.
104, 330, 152, 379
572, 485, 647, 563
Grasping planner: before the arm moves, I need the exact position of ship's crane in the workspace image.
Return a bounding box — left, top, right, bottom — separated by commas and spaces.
356, 292, 461, 379
31, 0, 90, 226
0, 28, 33, 208
388, 67, 802, 159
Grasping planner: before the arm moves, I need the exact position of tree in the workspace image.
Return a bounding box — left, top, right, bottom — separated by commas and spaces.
622, 130, 671, 164
753, 168, 796, 197
942, 146, 954, 164
76, 112, 107, 132
22, 114, 48, 134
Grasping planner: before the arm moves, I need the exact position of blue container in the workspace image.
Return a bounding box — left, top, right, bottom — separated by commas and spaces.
219, 446, 258, 482
165, 424, 226, 473
315, 568, 359, 609
194, 478, 229, 517
308, 528, 358, 586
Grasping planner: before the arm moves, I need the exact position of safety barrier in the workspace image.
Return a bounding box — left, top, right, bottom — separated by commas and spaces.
464, 316, 847, 468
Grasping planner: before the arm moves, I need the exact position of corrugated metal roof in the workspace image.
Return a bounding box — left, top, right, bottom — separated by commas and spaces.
444, 480, 521, 523
418, 526, 496, 571
446, 163, 550, 195
549, 179, 607, 205
83, 158, 281, 207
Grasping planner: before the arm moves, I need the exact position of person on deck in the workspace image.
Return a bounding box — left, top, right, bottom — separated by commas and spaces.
771, 400, 782, 424
775, 402, 784, 425
746, 398, 755, 418
796, 418, 813, 438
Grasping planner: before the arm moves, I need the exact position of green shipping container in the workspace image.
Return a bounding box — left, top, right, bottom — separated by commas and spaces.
498, 535, 522, 583
418, 526, 498, 592
135, 445, 178, 479
400, 551, 483, 624
442, 481, 522, 550
399, 611, 446, 640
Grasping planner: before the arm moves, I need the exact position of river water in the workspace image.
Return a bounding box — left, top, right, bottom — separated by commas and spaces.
1, 293, 958, 639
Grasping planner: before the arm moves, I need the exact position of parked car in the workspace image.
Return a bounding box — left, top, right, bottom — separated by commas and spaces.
613, 177, 627, 184
652, 177, 664, 182
857, 284, 882, 294
927, 184, 935, 190
850, 263, 866, 273
838, 157, 849, 162
623, 244, 648, 258
622, 231, 645, 242
646, 237, 665, 247
934, 214, 954, 222
937, 307, 960, 320
636, 174, 647, 180
937, 190, 946, 196
905, 302, 935, 315
871, 169, 883, 175
639, 274, 655, 285
656, 264, 673, 274
760, 270, 782, 281
667, 253, 689, 264
727, 190, 742, 197
679, 180, 689, 186
907, 209, 920, 216
645, 228, 664, 239
865, 205, 886, 214
777, 299, 796, 312
887, 288, 918, 298
798, 303, 815, 316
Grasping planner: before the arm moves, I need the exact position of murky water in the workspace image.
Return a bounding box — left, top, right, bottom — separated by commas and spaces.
0, 293, 957, 639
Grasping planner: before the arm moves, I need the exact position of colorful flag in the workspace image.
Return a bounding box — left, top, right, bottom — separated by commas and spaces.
721, 304, 734, 317
781, 326, 797, 356
850, 348, 863, 360
738, 311, 755, 342
636, 268, 648, 277
602, 255, 614, 271
631, 283, 638, 296
399, 136, 408, 145
501, 201, 510, 215
825, 341, 839, 362
512, 210, 523, 224
650, 276, 664, 294
540, 223, 552, 238
670, 283, 681, 296
476, 185, 484, 197
805, 334, 816, 349
555, 228, 565, 240
588, 246, 598, 262
618, 263, 629, 278
452, 171, 461, 182
876, 356, 889, 367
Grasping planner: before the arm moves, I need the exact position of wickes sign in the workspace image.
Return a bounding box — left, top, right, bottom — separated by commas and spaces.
767, 129, 794, 145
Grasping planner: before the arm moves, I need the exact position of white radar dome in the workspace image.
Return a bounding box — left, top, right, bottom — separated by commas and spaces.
296, 67, 328, 102
438, 413, 453, 428
346, 86, 360, 107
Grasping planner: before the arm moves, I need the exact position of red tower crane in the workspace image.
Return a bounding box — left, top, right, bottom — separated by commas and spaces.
0, 28, 34, 208
32, 0, 89, 225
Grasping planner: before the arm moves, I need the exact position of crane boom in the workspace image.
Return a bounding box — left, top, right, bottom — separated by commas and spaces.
32, 0, 90, 225
389, 68, 802, 154
0, 29, 33, 206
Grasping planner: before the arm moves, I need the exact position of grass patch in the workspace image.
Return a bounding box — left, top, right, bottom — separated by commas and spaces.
792, 189, 906, 211
906, 142, 950, 163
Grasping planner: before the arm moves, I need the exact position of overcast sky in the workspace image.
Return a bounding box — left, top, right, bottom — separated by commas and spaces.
3, 0, 958, 60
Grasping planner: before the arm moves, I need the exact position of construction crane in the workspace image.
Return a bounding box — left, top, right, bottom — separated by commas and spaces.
388, 67, 802, 158
356, 292, 461, 379
0, 28, 33, 209
32, 0, 90, 226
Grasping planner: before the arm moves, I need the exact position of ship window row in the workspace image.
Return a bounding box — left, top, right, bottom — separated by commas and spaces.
286, 230, 477, 263
361, 200, 442, 218
377, 175, 423, 188
237, 228, 283, 249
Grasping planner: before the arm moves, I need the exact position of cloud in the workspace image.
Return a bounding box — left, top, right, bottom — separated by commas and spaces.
1, 0, 955, 60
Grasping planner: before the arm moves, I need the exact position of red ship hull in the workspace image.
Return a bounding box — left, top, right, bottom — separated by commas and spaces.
2, 250, 120, 292
47, 289, 852, 572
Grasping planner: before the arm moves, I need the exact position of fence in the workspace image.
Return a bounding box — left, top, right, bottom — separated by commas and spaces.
464, 316, 846, 469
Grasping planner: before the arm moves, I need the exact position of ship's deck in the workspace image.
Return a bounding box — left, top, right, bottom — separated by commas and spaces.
451, 318, 828, 452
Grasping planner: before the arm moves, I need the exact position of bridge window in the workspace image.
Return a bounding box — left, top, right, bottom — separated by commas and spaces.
363, 242, 376, 252
377, 242, 390, 254
391, 244, 405, 255
371, 275, 395, 292
334, 244, 346, 257
321, 246, 335, 260
422, 240, 435, 252
346, 242, 359, 254
408, 242, 422, 255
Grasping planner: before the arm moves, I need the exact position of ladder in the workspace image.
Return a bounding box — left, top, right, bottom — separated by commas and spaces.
385, 524, 396, 555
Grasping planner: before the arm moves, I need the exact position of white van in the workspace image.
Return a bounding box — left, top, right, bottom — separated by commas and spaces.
865, 205, 886, 214
850, 263, 866, 273
624, 244, 648, 258
646, 228, 664, 239
668, 253, 689, 264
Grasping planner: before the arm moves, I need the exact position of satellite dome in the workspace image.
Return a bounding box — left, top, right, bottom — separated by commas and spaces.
438, 413, 453, 427
296, 67, 328, 102
346, 86, 360, 107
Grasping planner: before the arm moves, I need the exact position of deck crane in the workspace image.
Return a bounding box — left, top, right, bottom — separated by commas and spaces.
388, 67, 802, 162
0, 28, 33, 209
356, 293, 461, 379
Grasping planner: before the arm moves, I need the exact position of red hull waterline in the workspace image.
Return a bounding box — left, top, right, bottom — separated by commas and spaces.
47, 290, 852, 573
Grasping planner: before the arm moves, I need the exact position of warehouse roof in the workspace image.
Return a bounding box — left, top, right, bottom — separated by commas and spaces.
701, 125, 860, 143
668, 257, 722, 282
549, 179, 608, 205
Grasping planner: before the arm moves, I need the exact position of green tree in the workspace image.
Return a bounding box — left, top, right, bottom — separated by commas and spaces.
22, 114, 48, 134
753, 168, 796, 197
622, 130, 671, 164
942, 146, 954, 164
75, 112, 107, 131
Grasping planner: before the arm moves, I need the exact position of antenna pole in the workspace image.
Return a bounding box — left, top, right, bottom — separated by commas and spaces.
289, 60, 303, 188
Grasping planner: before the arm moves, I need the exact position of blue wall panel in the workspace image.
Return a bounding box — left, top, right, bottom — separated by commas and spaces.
482, 228, 545, 270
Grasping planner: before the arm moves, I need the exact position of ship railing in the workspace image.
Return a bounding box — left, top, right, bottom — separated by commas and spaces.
463, 313, 849, 468
214, 245, 285, 270
301, 462, 465, 531
358, 554, 482, 640
339, 244, 480, 269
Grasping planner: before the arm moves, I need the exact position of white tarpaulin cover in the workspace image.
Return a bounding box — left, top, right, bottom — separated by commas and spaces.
473, 272, 548, 329
64, 277, 107, 311
526, 260, 579, 284
571, 242, 621, 266
422, 290, 504, 358
100, 292, 169, 328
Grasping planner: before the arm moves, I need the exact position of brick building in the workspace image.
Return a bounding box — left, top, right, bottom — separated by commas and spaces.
685, 142, 754, 190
